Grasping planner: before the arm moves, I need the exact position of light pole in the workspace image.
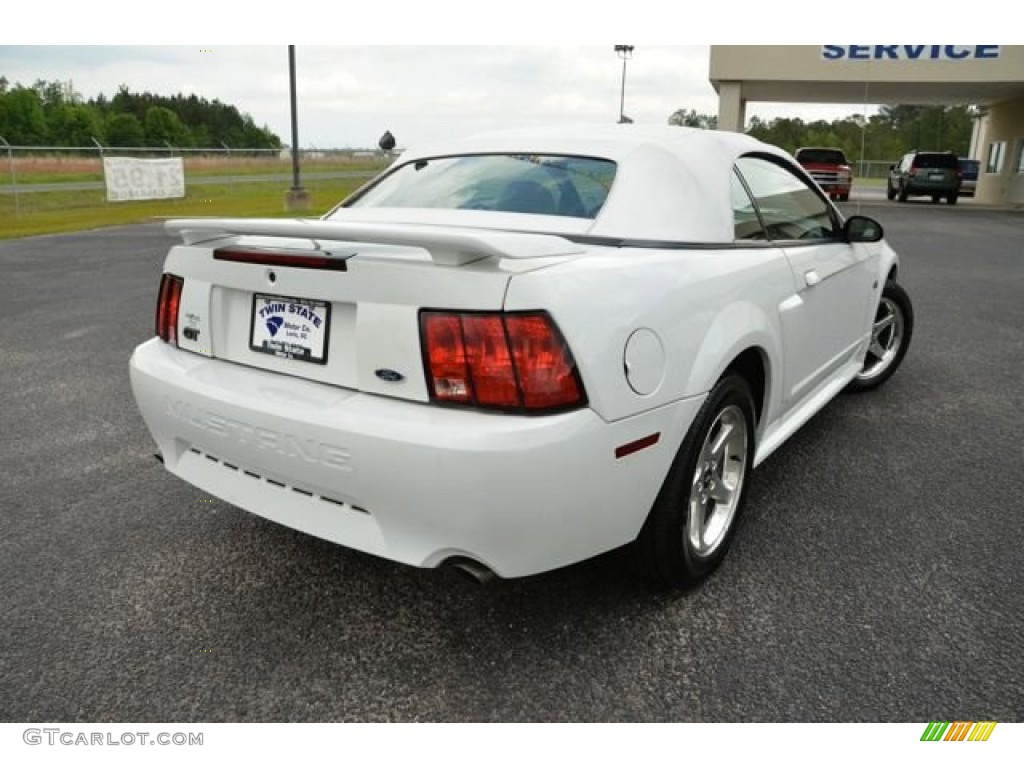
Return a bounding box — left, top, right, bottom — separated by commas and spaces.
614, 45, 635, 124
285, 44, 310, 211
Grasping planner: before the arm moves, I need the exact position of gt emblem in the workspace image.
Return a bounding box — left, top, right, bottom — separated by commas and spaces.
375, 368, 404, 383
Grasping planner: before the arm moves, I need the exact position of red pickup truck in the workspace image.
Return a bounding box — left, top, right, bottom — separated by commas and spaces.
795, 147, 853, 202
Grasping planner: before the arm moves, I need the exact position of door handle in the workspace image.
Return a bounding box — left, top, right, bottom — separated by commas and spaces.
804, 269, 821, 287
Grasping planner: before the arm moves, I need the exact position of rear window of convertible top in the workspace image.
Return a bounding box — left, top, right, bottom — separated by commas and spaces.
343, 154, 617, 219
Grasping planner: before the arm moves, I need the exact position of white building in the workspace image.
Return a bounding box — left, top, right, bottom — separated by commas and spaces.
709, 45, 1024, 206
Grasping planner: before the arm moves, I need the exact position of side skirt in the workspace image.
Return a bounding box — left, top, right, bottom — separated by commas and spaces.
753, 359, 862, 467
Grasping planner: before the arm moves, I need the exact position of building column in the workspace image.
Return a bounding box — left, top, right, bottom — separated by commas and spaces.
717, 81, 746, 133
974, 98, 1024, 206
968, 109, 986, 160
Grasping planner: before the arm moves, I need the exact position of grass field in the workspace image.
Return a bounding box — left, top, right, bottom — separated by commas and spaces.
1, 159, 891, 240
0, 176, 371, 239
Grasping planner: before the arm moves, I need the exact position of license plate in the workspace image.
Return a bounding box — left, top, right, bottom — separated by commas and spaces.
250, 294, 330, 364
929, 173, 945, 180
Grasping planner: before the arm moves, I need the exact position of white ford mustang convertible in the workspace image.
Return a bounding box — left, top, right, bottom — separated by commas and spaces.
130, 125, 913, 586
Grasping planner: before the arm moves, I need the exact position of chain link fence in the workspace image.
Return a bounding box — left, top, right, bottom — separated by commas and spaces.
852, 160, 897, 179
0, 142, 388, 219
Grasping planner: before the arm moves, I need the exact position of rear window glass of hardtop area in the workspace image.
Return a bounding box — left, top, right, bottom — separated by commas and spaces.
914, 153, 959, 169
343, 154, 617, 219
795, 148, 848, 165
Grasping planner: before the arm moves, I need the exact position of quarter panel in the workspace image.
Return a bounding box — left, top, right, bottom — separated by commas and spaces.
502, 245, 795, 425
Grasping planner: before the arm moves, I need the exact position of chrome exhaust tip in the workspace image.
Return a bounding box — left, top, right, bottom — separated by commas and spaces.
444, 557, 496, 584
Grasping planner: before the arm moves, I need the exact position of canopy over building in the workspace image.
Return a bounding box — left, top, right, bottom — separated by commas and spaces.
709, 45, 1024, 206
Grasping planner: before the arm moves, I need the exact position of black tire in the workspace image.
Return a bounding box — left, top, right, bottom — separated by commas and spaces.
839, 193, 850, 202
931, 195, 941, 203
845, 280, 914, 393
631, 375, 756, 587
947, 193, 958, 205
897, 183, 909, 202
886, 182, 896, 201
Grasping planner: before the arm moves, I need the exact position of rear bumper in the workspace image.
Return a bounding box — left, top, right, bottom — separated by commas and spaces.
130, 339, 700, 577
820, 183, 851, 196
904, 179, 959, 195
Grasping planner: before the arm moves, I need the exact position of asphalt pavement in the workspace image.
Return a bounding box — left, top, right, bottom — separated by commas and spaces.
0, 204, 1022, 722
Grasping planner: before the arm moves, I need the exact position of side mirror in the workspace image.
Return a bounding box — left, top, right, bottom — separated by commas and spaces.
889, 164, 896, 172
844, 215, 883, 243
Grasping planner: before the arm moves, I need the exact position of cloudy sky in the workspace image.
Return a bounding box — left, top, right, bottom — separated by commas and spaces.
0, 45, 879, 150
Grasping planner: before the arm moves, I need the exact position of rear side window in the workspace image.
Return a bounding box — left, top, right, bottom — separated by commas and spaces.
913, 153, 958, 169
959, 159, 980, 175
735, 156, 838, 242
344, 154, 617, 219
796, 148, 848, 165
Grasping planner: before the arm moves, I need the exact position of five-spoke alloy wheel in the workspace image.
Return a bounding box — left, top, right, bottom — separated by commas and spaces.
846, 280, 914, 392
633, 375, 756, 587
687, 404, 748, 558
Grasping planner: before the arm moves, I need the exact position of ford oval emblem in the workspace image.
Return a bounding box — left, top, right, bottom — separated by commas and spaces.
375, 368, 405, 383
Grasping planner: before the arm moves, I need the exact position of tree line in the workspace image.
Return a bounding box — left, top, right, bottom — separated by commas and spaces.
669, 104, 976, 161
1, 74, 975, 160
0, 77, 281, 149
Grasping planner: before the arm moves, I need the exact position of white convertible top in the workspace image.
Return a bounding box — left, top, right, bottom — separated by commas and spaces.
327, 124, 793, 244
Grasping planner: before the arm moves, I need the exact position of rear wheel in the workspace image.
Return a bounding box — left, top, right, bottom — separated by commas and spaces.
839, 192, 850, 202
631, 375, 755, 587
886, 182, 896, 201
845, 281, 913, 393
931, 195, 941, 203
947, 193, 958, 205
897, 183, 908, 202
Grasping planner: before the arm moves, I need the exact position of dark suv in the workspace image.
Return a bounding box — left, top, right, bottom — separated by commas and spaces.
887, 151, 961, 205
958, 158, 980, 197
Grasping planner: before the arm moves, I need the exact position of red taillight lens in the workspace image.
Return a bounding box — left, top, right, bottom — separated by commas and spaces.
155, 273, 183, 345
461, 315, 520, 407
505, 314, 583, 410
422, 313, 472, 404
420, 311, 586, 413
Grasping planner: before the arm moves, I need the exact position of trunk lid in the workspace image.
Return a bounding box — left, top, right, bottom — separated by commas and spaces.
161, 218, 583, 404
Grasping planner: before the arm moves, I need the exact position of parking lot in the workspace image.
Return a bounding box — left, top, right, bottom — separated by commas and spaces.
1, 201, 1022, 722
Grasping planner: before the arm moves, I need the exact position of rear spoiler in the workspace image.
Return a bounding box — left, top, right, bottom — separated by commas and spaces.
165, 218, 585, 267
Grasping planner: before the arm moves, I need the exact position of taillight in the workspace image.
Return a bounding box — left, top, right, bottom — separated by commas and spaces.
156, 273, 183, 345
505, 314, 583, 410
420, 310, 586, 413
422, 313, 472, 404
461, 315, 520, 407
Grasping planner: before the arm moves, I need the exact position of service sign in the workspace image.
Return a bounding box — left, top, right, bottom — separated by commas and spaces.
250, 295, 330, 365
822, 45, 1001, 61
102, 157, 185, 201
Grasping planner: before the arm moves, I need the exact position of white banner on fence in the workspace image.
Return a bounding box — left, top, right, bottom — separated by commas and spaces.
103, 157, 185, 202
